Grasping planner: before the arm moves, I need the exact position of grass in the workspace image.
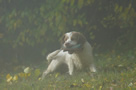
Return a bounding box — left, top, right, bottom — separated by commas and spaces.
0, 50, 136, 90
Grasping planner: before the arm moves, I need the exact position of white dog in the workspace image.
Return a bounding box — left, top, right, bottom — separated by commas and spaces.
42, 31, 96, 79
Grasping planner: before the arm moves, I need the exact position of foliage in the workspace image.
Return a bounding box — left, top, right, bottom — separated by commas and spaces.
0, 0, 135, 48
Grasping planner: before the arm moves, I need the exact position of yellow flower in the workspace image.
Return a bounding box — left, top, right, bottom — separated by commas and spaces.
73, 83, 77, 86
70, 83, 78, 87
99, 86, 102, 90
38, 77, 41, 81
27, 73, 31, 77
55, 73, 59, 78
24, 73, 31, 78
6, 74, 11, 79
6, 74, 12, 82
83, 83, 91, 88
34, 69, 41, 77
13, 75, 18, 81
18, 72, 25, 78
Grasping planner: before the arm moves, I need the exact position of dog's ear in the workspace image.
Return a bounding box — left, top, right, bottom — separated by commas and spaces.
74, 32, 86, 45
60, 34, 66, 45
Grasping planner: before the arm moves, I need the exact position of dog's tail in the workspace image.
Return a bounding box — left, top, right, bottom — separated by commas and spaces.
47, 49, 61, 63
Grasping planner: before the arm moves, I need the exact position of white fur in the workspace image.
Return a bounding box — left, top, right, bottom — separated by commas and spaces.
42, 32, 96, 80
64, 32, 77, 47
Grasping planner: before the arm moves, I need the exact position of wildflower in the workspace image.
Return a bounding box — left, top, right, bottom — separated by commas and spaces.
24, 67, 31, 74
38, 77, 41, 81
81, 78, 85, 83
18, 72, 25, 78
118, 64, 123, 67
128, 82, 133, 87
34, 69, 41, 77
7, 75, 12, 83
83, 83, 91, 88
24, 73, 31, 78
70, 83, 79, 88
99, 86, 102, 90
55, 73, 59, 78
13, 75, 18, 81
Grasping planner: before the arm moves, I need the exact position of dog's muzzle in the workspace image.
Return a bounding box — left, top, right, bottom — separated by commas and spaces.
62, 44, 81, 54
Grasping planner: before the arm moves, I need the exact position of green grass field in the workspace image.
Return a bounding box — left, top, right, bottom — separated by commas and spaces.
0, 50, 136, 90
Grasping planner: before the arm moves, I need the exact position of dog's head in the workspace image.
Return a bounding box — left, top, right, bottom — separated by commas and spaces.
61, 31, 86, 54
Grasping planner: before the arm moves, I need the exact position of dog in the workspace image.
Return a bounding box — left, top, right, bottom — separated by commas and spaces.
42, 31, 96, 80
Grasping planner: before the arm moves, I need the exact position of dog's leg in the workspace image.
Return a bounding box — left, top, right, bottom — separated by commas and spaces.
89, 64, 96, 72
67, 59, 74, 75
89, 53, 96, 73
47, 50, 61, 63
42, 60, 61, 80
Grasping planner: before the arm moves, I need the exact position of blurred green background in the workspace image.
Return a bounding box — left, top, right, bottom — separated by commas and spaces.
0, 0, 136, 73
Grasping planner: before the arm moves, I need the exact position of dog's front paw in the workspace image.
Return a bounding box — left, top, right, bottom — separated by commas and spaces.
90, 67, 96, 73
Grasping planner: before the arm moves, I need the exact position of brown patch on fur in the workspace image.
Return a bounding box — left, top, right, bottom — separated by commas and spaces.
71, 32, 86, 46
61, 34, 66, 45
61, 32, 86, 53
